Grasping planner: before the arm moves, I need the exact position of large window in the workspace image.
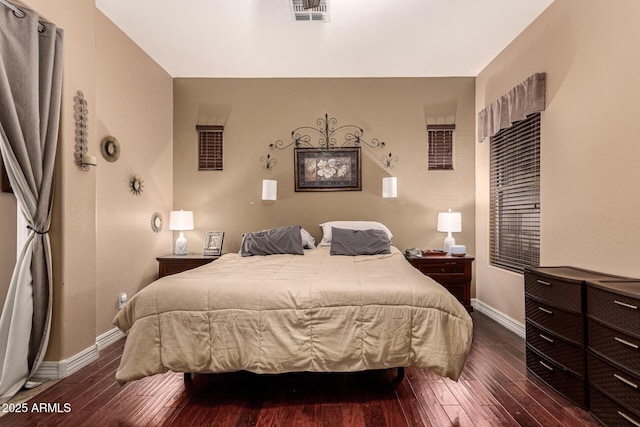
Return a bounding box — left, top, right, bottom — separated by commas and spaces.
489, 113, 540, 273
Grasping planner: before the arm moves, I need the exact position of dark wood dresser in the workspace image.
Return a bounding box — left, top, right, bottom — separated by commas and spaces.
586, 279, 640, 427
523, 267, 628, 409
406, 255, 474, 312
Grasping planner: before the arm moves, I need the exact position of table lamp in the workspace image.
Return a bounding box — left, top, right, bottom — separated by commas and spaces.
437, 209, 461, 255
169, 210, 194, 255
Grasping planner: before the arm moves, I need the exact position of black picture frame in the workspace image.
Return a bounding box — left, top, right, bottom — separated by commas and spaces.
294, 147, 361, 192
203, 231, 224, 256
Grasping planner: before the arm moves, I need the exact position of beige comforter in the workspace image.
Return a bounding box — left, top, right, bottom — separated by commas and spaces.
113, 246, 473, 384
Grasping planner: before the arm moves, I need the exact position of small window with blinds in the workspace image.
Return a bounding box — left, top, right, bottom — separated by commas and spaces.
196, 125, 224, 171
427, 124, 455, 170
490, 113, 540, 273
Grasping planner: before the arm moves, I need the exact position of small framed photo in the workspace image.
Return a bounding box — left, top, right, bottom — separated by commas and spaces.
203, 231, 224, 256
294, 147, 361, 192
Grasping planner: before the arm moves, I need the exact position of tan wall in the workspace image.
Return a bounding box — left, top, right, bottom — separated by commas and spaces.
95, 12, 173, 335
17, 1, 173, 360
174, 78, 476, 281
475, 0, 640, 322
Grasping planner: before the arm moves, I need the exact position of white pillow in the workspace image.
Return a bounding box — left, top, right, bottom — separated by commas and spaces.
318, 221, 393, 246
300, 227, 316, 249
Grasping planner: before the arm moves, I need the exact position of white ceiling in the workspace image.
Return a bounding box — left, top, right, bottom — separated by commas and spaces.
96, 0, 554, 78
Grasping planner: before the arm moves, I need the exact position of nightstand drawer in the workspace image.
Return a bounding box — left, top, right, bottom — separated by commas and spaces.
157, 254, 219, 278
414, 260, 466, 275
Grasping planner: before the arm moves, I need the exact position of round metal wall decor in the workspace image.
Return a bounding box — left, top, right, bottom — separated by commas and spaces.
150, 212, 163, 233
129, 173, 144, 196
100, 136, 121, 162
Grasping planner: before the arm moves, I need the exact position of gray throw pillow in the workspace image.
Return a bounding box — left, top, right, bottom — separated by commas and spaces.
241, 225, 305, 256
330, 227, 391, 256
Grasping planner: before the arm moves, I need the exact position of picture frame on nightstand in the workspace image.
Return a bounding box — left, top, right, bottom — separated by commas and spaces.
203, 231, 224, 256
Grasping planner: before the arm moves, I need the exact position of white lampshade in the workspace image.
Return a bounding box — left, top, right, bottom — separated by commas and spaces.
437, 209, 462, 255
382, 176, 398, 198
262, 179, 277, 201
169, 210, 194, 255
169, 210, 194, 231
437, 209, 462, 233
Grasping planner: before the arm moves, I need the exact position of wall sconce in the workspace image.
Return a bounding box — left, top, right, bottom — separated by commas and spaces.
382, 176, 397, 198
73, 90, 97, 171
437, 209, 462, 255
169, 210, 194, 255
262, 179, 277, 201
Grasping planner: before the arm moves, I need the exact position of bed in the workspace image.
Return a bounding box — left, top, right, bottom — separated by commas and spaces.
113, 222, 473, 385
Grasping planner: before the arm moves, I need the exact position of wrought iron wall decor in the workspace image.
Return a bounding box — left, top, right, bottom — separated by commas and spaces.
261, 113, 398, 170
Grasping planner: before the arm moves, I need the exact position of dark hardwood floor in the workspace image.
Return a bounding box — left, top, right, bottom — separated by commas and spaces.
0, 312, 601, 426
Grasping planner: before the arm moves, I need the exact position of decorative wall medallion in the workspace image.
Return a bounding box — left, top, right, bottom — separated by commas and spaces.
100, 136, 121, 162
129, 173, 144, 196
150, 212, 163, 233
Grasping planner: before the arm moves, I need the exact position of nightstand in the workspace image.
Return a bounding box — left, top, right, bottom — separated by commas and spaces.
156, 254, 220, 278
405, 254, 474, 312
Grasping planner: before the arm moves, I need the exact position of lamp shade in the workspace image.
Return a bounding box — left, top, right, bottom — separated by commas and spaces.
382, 176, 398, 198
262, 179, 277, 201
437, 210, 462, 233
169, 210, 194, 231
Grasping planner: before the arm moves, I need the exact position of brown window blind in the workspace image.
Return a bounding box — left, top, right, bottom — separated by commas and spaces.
489, 113, 540, 273
196, 125, 224, 171
427, 124, 455, 170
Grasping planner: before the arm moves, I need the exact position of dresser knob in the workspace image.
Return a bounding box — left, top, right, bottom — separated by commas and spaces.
538, 307, 553, 315
539, 361, 554, 371
614, 373, 638, 389
614, 336, 639, 349
617, 411, 640, 427
614, 300, 638, 310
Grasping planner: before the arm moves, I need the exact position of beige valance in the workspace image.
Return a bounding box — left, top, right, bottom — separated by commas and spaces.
478, 73, 546, 142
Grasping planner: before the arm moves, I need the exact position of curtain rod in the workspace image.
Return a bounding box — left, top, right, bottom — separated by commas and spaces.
0, 0, 45, 32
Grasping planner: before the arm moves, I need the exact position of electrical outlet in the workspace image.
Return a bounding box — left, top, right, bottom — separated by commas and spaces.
119, 293, 127, 309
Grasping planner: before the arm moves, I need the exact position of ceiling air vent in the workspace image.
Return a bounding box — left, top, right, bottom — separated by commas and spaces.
292, 0, 329, 22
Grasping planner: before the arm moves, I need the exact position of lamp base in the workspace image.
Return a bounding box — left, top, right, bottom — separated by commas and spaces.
175, 233, 188, 255
443, 234, 456, 255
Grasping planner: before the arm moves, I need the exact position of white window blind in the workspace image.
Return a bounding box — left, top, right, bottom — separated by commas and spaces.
196, 125, 223, 171
427, 124, 455, 170
490, 113, 540, 273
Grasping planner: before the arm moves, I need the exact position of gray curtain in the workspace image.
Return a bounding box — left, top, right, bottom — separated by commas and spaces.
477, 73, 546, 142
0, 5, 63, 402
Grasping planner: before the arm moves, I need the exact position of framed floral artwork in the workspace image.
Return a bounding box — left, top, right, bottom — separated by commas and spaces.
294, 147, 361, 192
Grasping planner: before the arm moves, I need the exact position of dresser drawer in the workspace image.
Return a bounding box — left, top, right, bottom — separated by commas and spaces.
588, 352, 640, 416
588, 319, 640, 377
526, 297, 585, 344
590, 386, 640, 427
588, 283, 640, 336
526, 346, 587, 409
525, 272, 582, 312
526, 322, 585, 376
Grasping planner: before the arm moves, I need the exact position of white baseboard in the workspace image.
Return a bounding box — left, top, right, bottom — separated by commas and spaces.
31, 327, 125, 381
471, 298, 525, 338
